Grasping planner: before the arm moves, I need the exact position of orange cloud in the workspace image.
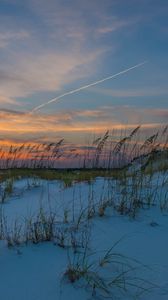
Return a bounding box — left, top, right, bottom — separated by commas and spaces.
0, 107, 165, 143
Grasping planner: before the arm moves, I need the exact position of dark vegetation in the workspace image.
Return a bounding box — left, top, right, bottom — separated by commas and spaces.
0, 125, 167, 299
0, 125, 167, 187
0, 125, 167, 171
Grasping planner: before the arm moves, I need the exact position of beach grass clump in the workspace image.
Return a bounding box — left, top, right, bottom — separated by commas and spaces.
64, 240, 156, 299
0, 125, 167, 170
0, 178, 14, 203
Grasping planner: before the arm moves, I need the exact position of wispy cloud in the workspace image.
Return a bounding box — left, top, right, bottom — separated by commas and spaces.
31, 61, 147, 113
0, 1, 118, 107
0, 30, 30, 48
0, 106, 166, 144
0, 0, 167, 138
0, 0, 145, 109
96, 19, 131, 35
0, 49, 104, 105
91, 86, 168, 98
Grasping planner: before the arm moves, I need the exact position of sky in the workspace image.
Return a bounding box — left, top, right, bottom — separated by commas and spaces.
0, 0, 168, 145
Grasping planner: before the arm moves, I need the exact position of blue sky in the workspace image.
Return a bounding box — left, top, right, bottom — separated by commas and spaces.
0, 0, 167, 143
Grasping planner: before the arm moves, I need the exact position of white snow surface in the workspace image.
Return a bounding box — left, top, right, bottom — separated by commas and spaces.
0, 174, 168, 300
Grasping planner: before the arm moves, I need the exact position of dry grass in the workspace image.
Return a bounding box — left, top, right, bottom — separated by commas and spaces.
0, 125, 167, 170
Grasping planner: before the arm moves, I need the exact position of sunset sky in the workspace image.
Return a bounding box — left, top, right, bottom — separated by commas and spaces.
0, 0, 168, 145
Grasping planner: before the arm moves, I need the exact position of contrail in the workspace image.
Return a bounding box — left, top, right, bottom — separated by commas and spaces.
31, 61, 147, 113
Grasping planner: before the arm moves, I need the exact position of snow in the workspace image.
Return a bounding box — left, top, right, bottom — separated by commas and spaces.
0, 172, 168, 300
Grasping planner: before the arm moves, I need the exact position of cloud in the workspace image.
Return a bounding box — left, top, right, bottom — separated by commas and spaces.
0, 49, 104, 105
0, 0, 139, 108
147, 109, 168, 120
0, 108, 25, 116
97, 19, 131, 35
0, 30, 30, 48
25, 0, 134, 45
0, 1, 115, 107
0, 106, 166, 144
0, 96, 18, 105
91, 86, 168, 97
0, 0, 167, 121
